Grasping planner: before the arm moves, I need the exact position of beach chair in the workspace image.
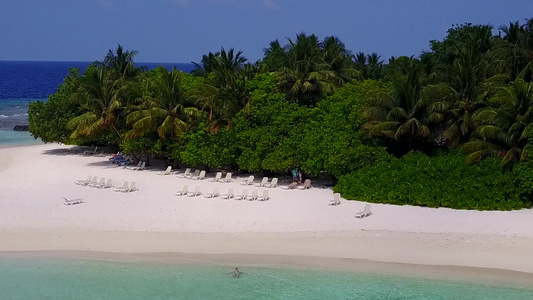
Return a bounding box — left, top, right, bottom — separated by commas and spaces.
187, 170, 199, 179
282, 182, 298, 190
74, 175, 92, 186
254, 177, 268, 187
355, 204, 372, 219
298, 179, 312, 190
130, 161, 146, 171
193, 170, 206, 180
113, 181, 129, 192
235, 189, 248, 200
246, 189, 259, 201
126, 161, 142, 170
83, 146, 98, 155
205, 187, 220, 198
125, 182, 137, 192
157, 166, 172, 175
258, 190, 270, 201
209, 172, 222, 182
177, 168, 191, 178
100, 178, 113, 189
174, 185, 189, 196
188, 185, 201, 197
221, 188, 234, 199
222, 173, 232, 183
89, 177, 106, 188
328, 193, 341, 206
63, 197, 84, 205
240, 175, 254, 186
84, 176, 98, 187
264, 177, 278, 188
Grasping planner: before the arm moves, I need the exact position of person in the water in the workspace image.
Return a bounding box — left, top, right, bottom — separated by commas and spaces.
228, 267, 242, 278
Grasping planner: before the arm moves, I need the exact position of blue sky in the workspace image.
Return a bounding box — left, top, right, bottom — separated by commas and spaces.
0, 0, 531, 63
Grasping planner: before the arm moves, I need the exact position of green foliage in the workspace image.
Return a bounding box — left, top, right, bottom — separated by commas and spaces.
300, 80, 390, 177
28, 68, 82, 144
180, 126, 237, 168
334, 151, 532, 210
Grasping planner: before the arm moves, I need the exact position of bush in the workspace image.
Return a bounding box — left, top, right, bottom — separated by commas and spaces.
334, 151, 532, 210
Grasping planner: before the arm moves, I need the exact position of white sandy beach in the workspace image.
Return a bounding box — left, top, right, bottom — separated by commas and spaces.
1, 143, 533, 279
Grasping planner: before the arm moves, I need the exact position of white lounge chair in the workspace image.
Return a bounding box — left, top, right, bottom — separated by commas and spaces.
298, 179, 312, 190
85, 176, 98, 187
222, 173, 232, 183
125, 182, 137, 192
254, 177, 268, 187
193, 170, 206, 180
355, 204, 372, 218
130, 162, 146, 171
157, 166, 172, 175
209, 172, 222, 182
221, 188, 234, 199
113, 181, 129, 192
63, 197, 84, 205
100, 178, 113, 189
177, 168, 191, 178
240, 175, 254, 186
265, 177, 278, 188
187, 170, 199, 179
258, 190, 269, 201
174, 185, 189, 196
246, 189, 259, 201
282, 182, 298, 190
74, 175, 92, 186
188, 185, 201, 197
89, 177, 106, 188
126, 161, 142, 170
83, 146, 98, 155
328, 193, 341, 206
235, 189, 248, 200
205, 187, 220, 198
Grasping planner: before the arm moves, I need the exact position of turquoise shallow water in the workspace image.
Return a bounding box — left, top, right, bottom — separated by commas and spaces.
0, 129, 42, 147
0, 255, 532, 300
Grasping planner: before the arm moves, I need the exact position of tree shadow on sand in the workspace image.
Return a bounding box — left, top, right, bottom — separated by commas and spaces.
42, 146, 110, 157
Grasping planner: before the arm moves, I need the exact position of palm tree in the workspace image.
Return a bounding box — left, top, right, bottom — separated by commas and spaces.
189, 48, 251, 131
320, 36, 359, 83
261, 39, 287, 72
96, 44, 141, 80
462, 79, 533, 165
274, 32, 342, 105
68, 66, 128, 140
125, 68, 201, 140
363, 56, 433, 153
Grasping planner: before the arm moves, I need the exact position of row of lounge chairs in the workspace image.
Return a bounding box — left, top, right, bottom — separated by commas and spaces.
74, 176, 137, 193
240, 176, 278, 188
174, 186, 270, 201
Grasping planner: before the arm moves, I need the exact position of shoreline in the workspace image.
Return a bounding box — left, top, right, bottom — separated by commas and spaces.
2, 229, 533, 274
3, 248, 533, 290
1, 143, 533, 288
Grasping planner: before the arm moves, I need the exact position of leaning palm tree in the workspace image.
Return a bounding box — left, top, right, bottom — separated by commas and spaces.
125, 68, 201, 140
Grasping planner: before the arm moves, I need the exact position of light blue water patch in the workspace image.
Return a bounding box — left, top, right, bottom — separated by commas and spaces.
0, 256, 531, 300
0, 128, 42, 147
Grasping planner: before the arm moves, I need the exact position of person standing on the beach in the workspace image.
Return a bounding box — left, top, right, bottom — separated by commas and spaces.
292, 168, 298, 182
297, 170, 303, 184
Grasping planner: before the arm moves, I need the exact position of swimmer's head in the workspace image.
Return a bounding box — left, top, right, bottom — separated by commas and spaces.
235, 268, 239, 272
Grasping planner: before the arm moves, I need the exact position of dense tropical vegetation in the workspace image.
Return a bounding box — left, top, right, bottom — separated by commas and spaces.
28, 19, 533, 210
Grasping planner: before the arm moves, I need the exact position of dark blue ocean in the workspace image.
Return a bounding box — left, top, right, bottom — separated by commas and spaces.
0, 61, 195, 145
